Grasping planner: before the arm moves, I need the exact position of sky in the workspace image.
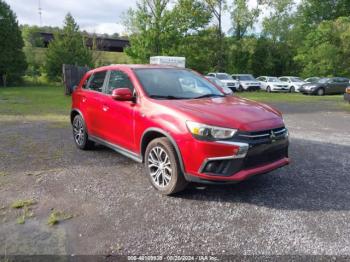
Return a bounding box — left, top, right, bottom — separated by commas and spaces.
6, 0, 262, 35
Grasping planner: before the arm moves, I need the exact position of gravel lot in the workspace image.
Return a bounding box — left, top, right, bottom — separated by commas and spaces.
0, 100, 350, 257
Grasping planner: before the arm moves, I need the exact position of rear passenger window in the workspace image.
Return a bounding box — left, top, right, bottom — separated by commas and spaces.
86, 71, 107, 92
106, 70, 134, 94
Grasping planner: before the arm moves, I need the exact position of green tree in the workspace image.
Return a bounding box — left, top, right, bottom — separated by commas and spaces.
21, 25, 44, 47
0, 0, 26, 86
295, 17, 350, 77
204, 0, 226, 71
230, 0, 260, 40
123, 0, 211, 64
44, 13, 93, 81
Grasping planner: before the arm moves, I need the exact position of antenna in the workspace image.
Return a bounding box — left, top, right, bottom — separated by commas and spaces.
38, 0, 42, 26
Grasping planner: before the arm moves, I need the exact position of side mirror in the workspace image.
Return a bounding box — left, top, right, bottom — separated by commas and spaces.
111, 88, 133, 101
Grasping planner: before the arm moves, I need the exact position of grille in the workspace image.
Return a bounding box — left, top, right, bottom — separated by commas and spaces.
244, 147, 288, 169
237, 126, 287, 141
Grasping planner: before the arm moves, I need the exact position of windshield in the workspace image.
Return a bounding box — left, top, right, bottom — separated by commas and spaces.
238, 75, 255, 81
267, 77, 279, 82
318, 78, 330, 83
216, 73, 232, 80
134, 68, 224, 99
291, 77, 304, 82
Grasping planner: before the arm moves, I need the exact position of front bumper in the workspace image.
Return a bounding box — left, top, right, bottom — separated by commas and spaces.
271, 87, 290, 92
181, 127, 289, 183
299, 87, 317, 94
243, 85, 261, 91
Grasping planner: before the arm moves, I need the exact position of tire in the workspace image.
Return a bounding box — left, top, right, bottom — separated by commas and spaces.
238, 85, 243, 92
317, 88, 325, 96
290, 86, 295, 93
145, 137, 188, 195
72, 114, 94, 150
267, 86, 271, 93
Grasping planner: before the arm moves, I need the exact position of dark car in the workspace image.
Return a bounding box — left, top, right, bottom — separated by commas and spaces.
299, 77, 350, 96
344, 87, 350, 103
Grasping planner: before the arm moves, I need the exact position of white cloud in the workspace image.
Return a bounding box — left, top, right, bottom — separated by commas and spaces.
6, 0, 273, 35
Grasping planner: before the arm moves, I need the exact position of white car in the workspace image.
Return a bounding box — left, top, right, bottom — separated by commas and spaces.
205, 76, 233, 95
231, 74, 261, 91
257, 76, 290, 92
207, 73, 239, 91
278, 76, 307, 92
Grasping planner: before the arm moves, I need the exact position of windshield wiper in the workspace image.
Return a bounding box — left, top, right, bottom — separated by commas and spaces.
194, 94, 225, 99
149, 95, 188, 100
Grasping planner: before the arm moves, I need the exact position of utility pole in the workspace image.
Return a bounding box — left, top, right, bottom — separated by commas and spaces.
38, 0, 42, 26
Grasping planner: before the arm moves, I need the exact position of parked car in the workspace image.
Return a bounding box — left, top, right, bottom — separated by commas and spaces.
205, 76, 233, 95
71, 65, 290, 195
304, 77, 321, 83
278, 76, 306, 92
207, 72, 239, 91
231, 74, 261, 91
344, 87, 350, 103
257, 76, 290, 92
299, 77, 350, 96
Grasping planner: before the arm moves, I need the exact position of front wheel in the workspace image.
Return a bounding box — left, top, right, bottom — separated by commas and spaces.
238, 85, 243, 92
317, 88, 325, 96
145, 138, 188, 195
267, 86, 271, 93
290, 86, 295, 93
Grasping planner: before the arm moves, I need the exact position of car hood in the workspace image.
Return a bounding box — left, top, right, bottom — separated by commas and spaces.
157, 96, 284, 131
302, 83, 322, 87
240, 80, 260, 84
220, 79, 238, 83
268, 82, 289, 86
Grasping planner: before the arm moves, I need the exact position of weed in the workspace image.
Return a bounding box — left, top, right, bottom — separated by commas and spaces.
11, 199, 36, 209
47, 210, 73, 226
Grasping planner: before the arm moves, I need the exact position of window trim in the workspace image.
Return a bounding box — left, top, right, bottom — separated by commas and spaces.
85, 70, 109, 93
103, 69, 137, 98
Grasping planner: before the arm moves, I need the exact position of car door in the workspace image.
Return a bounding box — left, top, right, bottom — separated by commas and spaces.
82, 70, 108, 137
258, 77, 267, 90
101, 69, 136, 151
338, 78, 349, 94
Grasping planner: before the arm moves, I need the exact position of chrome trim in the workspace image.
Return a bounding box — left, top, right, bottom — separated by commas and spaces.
89, 135, 142, 163
198, 141, 249, 173
238, 128, 287, 138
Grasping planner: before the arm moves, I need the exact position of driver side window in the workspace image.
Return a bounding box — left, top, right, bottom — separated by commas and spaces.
106, 70, 134, 95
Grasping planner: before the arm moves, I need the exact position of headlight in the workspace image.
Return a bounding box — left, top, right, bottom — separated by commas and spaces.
186, 121, 237, 140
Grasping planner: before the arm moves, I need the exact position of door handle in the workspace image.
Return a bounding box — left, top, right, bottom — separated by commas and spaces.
102, 105, 109, 112
82, 97, 87, 103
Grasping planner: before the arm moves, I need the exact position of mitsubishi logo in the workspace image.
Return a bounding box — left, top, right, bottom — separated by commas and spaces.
270, 130, 276, 141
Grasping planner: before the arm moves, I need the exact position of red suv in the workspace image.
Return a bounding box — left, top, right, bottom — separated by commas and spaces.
71, 65, 289, 195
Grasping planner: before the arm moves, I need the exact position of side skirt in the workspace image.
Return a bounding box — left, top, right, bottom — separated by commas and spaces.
89, 135, 143, 163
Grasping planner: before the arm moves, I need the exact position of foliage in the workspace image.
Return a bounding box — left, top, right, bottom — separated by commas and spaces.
124, 0, 211, 63
295, 17, 350, 78
0, 0, 27, 86
230, 0, 260, 39
44, 13, 93, 81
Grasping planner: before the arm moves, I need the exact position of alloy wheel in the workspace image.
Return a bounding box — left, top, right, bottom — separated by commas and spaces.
148, 146, 172, 187
73, 117, 85, 146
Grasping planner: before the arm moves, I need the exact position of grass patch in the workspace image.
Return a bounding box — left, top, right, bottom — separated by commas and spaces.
238, 92, 343, 103
47, 210, 73, 226
0, 86, 71, 117
11, 199, 36, 209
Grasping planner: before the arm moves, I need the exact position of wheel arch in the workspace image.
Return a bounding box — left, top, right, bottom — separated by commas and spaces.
140, 128, 186, 174
70, 108, 84, 124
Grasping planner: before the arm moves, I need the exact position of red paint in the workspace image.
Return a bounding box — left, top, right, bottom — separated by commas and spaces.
72, 65, 289, 183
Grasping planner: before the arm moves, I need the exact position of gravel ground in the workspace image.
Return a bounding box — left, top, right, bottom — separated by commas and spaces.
0, 101, 350, 257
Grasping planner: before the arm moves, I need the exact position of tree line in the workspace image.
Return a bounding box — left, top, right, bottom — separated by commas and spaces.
1, 0, 349, 86
124, 0, 350, 77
